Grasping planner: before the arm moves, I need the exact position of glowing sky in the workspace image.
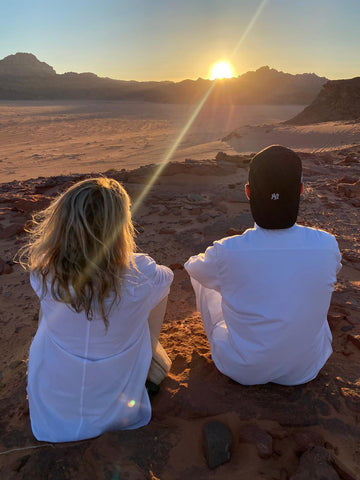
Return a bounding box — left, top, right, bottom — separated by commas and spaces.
1, 0, 359, 81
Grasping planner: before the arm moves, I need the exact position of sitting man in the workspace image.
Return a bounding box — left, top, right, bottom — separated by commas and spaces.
185, 145, 341, 385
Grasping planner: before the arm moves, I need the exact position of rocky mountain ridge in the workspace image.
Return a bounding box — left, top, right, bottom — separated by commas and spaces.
0, 53, 327, 104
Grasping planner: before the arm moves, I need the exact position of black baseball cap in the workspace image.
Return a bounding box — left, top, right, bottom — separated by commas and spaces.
248, 145, 302, 229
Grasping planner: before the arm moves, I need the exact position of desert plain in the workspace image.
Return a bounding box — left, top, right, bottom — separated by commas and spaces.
0, 100, 359, 479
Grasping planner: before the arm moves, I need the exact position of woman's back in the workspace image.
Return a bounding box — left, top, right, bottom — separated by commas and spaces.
28, 253, 173, 442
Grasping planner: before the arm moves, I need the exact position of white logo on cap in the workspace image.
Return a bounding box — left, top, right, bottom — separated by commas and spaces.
271, 193, 280, 200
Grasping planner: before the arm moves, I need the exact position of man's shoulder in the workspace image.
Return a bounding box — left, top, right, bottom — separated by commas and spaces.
214, 227, 257, 250
296, 224, 337, 246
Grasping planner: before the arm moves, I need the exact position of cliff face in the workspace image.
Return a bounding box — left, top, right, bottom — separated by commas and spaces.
285, 77, 360, 124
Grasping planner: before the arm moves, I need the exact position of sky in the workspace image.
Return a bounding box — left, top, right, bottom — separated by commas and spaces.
1, 0, 359, 81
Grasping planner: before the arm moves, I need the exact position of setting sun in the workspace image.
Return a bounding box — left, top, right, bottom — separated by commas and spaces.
210, 61, 233, 80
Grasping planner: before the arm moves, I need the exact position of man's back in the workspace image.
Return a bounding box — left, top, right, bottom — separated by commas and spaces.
185, 224, 341, 385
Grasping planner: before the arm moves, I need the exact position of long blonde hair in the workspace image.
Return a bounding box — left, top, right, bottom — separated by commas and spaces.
19, 177, 136, 328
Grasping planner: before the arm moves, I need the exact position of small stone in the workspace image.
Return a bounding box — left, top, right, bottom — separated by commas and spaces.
203, 421, 232, 469
226, 228, 242, 237
239, 423, 273, 459
9, 360, 22, 369
341, 325, 353, 332
347, 334, 360, 350
169, 263, 184, 271
0, 258, 12, 275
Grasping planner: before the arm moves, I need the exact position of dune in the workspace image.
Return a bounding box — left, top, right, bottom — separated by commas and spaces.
223, 121, 360, 155
0, 143, 359, 478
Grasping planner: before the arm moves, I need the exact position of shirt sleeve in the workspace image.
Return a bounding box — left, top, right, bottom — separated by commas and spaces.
29, 271, 43, 297
135, 254, 174, 311
333, 237, 342, 275
184, 243, 221, 292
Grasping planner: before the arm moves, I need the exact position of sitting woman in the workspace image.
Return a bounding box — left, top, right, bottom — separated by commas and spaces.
19, 177, 173, 442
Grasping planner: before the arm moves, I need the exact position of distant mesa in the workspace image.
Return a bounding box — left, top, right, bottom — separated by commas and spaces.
285, 77, 360, 125
0, 52, 328, 104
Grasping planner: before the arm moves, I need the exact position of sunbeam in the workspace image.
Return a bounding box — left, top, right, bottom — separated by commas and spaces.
58, 0, 270, 291
131, 82, 216, 216
231, 0, 268, 59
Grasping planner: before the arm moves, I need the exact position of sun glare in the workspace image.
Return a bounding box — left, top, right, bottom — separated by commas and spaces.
210, 62, 233, 80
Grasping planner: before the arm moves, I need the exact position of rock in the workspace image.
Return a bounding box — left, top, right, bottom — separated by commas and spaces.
0, 222, 25, 239
0, 258, 12, 274
13, 195, 51, 215
239, 423, 273, 459
340, 155, 359, 165
215, 151, 251, 167
341, 325, 353, 332
292, 430, 324, 453
331, 456, 359, 480
215, 201, 228, 214
340, 387, 360, 413
226, 228, 243, 236
203, 421, 232, 469
347, 334, 360, 349
185, 193, 211, 206
290, 446, 340, 480
169, 263, 184, 271
286, 77, 360, 125
337, 180, 360, 199
197, 213, 211, 223
225, 190, 248, 203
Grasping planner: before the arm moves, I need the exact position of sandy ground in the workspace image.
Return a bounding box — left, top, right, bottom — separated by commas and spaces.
0, 101, 304, 183
0, 143, 360, 479
225, 122, 360, 155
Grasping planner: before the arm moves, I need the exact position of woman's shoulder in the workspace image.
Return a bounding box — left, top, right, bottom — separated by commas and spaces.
130, 254, 173, 284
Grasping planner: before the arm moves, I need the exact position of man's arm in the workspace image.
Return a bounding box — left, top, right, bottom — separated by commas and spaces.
184, 243, 221, 291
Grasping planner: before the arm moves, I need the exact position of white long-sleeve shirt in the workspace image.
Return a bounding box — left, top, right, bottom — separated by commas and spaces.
185, 224, 341, 385
28, 254, 173, 442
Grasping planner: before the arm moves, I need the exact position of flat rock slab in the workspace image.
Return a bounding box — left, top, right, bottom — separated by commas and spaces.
290, 446, 340, 480
203, 421, 232, 469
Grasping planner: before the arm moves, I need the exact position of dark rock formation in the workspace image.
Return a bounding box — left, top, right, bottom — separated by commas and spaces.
0, 53, 327, 104
290, 446, 340, 480
285, 77, 360, 124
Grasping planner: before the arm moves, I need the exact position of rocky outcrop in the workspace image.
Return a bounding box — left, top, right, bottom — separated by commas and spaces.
285, 77, 360, 124
0, 52, 56, 76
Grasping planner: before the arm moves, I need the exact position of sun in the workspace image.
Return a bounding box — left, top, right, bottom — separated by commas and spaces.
210, 61, 233, 80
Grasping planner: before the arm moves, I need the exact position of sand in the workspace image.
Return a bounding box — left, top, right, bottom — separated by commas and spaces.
0, 101, 305, 183
0, 102, 360, 479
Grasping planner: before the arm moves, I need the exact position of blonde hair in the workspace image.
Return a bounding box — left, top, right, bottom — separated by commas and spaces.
19, 177, 136, 328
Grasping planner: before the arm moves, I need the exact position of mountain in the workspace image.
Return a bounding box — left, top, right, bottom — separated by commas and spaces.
0, 52, 56, 76
0, 53, 327, 104
285, 77, 360, 124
